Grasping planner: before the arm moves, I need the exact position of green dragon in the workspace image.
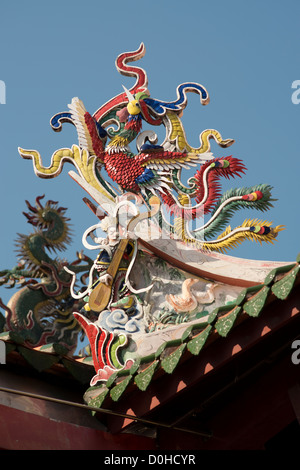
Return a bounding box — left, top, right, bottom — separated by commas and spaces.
0, 195, 93, 352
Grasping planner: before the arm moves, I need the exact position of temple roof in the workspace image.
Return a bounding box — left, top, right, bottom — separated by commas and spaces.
83, 252, 300, 405
1, 251, 300, 448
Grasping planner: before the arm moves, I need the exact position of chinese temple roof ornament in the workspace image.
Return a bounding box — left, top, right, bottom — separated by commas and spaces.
1, 44, 288, 397
0, 196, 93, 351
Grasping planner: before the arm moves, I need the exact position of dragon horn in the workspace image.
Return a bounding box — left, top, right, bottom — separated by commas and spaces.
25, 200, 38, 213
36, 195, 45, 209
122, 85, 135, 102
22, 212, 36, 224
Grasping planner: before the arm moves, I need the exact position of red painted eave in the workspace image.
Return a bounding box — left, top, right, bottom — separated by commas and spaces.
0, 403, 155, 450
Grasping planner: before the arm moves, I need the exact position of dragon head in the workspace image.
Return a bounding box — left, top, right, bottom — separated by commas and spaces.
22, 195, 72, 251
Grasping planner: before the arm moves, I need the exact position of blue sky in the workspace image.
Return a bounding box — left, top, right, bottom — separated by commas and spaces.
0, 0, 300, 305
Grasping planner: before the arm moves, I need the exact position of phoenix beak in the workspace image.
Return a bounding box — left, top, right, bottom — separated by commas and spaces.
122, 85, 135, 102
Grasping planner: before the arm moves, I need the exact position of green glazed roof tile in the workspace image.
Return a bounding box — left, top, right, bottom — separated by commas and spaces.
36, 343, 70, 356
161, 343, 186, 374
215, 306, 242, 338
61, 357, 94, 384
187, 325, 213, 356
7, 331, 27, 345
208, 304, 235, 323
271, 264, 300, 300
128, 358, 141, 375
181, 319, 209, 342
235, 288, 250, 305
18, 345, 60, 372
264, 263, 297, 286
52, 343, 70, 356
154, 342, 168, 358
235, 285, 263, 306
243, 285, 270, 317
84, 386, 110, 410
104, 370, 120, 388
134, 360, 159, 391
110, 375, 133, 402
116, 367, 132, 378
0, 332, 10, 340
138, 352, 156, 365
80, 356, 94, 366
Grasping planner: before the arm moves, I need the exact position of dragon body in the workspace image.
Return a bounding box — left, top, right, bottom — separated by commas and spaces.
0, 196, 93, 351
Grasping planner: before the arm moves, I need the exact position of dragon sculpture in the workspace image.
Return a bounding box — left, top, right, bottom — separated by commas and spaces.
15, 43, 284, 383
0, 196, 93, 351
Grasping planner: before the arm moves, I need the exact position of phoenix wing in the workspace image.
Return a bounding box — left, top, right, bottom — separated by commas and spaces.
135, 146, 213, 194
67, 97, 107, 161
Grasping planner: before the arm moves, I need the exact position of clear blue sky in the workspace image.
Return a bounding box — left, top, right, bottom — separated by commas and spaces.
0, 0, 300, 305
